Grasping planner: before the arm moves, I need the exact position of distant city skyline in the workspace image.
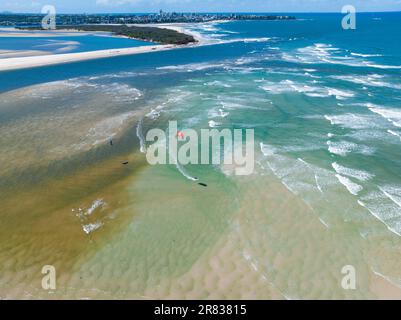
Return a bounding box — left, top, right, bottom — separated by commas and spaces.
0, 0, 401, 14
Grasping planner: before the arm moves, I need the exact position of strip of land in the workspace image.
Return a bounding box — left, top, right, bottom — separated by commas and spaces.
17, 24, 197, 45
0, 24, 201, 72
0, 44, 178, 72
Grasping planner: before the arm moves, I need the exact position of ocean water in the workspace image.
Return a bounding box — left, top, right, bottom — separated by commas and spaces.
0, 13, 401, 299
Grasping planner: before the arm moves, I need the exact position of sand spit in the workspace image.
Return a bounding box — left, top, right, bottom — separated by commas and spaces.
0, 23, 210, 72
0, 44, 177, 72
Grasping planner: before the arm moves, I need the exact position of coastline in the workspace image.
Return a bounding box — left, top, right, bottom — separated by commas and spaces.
0, 43, 179, 72
0, 25, 204, 72
131, 23, 209, 45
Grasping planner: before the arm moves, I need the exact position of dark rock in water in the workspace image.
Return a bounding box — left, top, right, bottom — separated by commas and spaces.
122, 161, 129, 165
198, 183, 207, 187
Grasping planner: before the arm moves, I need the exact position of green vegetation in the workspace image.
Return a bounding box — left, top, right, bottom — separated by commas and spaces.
20, 24, 197, 45
70, 25, 196, 45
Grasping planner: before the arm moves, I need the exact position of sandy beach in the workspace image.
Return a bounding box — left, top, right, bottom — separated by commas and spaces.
0, 44, 179, 72
0, 24, 207, 72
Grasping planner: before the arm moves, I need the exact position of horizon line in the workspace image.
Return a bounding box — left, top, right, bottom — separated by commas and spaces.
1, 10, 401, 15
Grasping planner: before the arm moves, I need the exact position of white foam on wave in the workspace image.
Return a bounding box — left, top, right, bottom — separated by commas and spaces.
98, 83, 142, 103
331, 74, 401, 90
260, 142, 276, 156
158, 62, 225, 72
259, 79, 354, 100
388, 130, 401, 140
203, 80, 232, 88
46, 79, 142, 102
327, 140, 374, 157
82, 221, 103, 235
359, 189, 401, 237
260, 143, 336, 196
366, 104, 401, 128
260, 80, 316, 95
219, 108, 229, 118
241, 37, 271, 43
350, 52, 383, 58
380, 186, 401, 208
86, 199, 105, 216
258, 142, 396, 235
282, 43, 401, 69
203, 37, 272, 46
259, 142, 360, 234
371, 268, 401, 289
218, 100, 263, 111
136, 119, 146, 153
73, 199, 107, 235
332, 162, 374, 182
208, 107, 229, 120
87, 71, 143, 81
362, 62, 401, 70
326, 88, 355, 100
260, 141, 399, 237
146, 109, 161, 120
326, 141, 355, 156
335, 174, 363, 195
208, 120, 221, 128
74, 199, 106, 220
261, 141, 323, 156
319, 217, 329, 228
324, 113, 380, 130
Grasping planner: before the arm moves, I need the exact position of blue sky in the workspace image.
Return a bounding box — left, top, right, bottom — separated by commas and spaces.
1, 0, 401, 13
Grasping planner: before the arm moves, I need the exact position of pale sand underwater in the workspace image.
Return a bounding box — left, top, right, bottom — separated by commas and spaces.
2, 160, 401, 299
0, 44, 177, 72
0, 28, 93, 37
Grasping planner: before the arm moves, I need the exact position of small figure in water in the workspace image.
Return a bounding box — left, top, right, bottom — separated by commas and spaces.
198, 183, 207, 187
110, 140, 113, 146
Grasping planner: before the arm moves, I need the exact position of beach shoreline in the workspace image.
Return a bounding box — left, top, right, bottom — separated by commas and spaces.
0, 43, 187, 72
0, 24, 205, 72
130, 23, 208, 45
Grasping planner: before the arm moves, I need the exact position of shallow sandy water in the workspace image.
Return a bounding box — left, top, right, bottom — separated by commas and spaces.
3, 158, 400, 300
1, 69, 401, 299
